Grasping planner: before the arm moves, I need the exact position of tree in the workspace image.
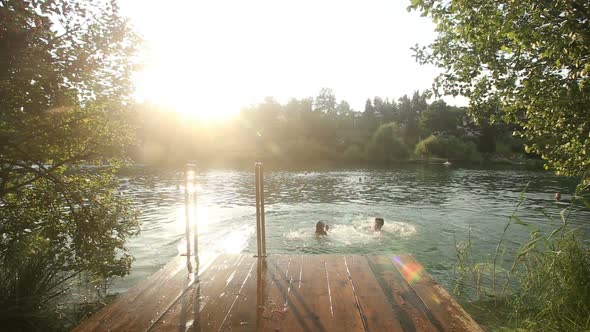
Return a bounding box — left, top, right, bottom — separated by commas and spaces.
415, 135, 480, 162
366, 122, 410, 162
411, 91, 428, 114
257, 96, 284, 136
336, 100, 353, 116
398, 94, 421, 146
362, 98, 379, 132
381, 98, 398, 123
364, 98, 374, 115
314, 87, 336, 114
410, 0, 590, 179
0, 0, 140, 322
420, 100, 461, 136
477, 121, 497, 154
373, 96, 385, 117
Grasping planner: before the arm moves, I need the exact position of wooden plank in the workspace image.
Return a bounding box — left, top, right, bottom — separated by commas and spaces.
259, 254, 328, 332
302, 254, 344, 331
213, 255, 263, 331
216, 257, 262, 330
148, 254, 242, 331
150, 276, 199, 331
221, 255, 289, 331
258, 254, 315, 332
281, 254, 331, 332
367, 255, 445, 332
266, 255, 308, 331
343, 255, 406, 332
221, 254, 316, 331
322, 255, 365, 332
257, 255, 365, 332
200, 254, 257, 330
74, 255, 191, 332
90, 261, 192, 331
149, 254, 249, 331
392, 254, 484, 332
226, 254, 327, 332
111, 254, 220, 331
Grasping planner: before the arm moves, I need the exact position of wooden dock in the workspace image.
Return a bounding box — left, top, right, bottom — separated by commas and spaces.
75, 254, 482, 332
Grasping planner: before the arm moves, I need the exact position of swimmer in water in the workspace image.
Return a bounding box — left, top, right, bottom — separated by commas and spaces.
315, 221, 329, 235
373, 217, 384, 231
555, 192, 561, 201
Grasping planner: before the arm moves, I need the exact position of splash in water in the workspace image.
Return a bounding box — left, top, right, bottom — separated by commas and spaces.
284, 218, 417, 247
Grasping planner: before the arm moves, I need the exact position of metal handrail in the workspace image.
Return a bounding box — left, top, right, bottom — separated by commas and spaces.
184, 163, 198, 272
184, 162, 265, 266
255, 162, 267, 257
192, 165, 199, 269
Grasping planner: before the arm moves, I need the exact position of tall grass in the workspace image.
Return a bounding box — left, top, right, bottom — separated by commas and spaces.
510, 232, 590, 330
0, 254, 73, 331
453, 182, 590, 331
0, 252, 112, 331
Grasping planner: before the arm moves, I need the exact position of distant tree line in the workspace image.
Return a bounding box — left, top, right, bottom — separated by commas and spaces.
134, 88, 531, 166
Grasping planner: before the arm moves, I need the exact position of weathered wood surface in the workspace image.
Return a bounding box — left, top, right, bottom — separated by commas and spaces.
75, 254, 483, 332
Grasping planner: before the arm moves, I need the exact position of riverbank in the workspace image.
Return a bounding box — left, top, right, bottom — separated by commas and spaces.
120, 155, 546, 174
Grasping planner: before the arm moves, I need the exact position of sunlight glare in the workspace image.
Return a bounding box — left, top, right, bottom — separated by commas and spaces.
219, 230, 251, 254
120, 0, 457, 116
174, 203, 209, 234
186, 170, 195, 193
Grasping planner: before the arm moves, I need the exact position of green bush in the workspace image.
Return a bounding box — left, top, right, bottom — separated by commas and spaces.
415, 135, 481, 162
342, 144, 364, 162
415, 135, 437, 158
283, 139, 338, 162
495, 135, 513, 156
494, 134, 527, 157
365, 123, 410, 162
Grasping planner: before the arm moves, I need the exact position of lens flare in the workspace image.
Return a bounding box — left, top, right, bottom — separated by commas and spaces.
186, 170, 195, 181
393, 255, 424, 284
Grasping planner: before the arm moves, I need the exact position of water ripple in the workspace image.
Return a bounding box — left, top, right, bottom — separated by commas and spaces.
111, 165, 589, 294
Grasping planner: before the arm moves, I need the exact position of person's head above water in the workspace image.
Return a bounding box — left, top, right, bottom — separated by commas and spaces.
373, 218, 384, 231
316, 221, 328, 235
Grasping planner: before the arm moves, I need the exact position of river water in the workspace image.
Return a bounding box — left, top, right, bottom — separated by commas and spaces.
111, 165, 589, 296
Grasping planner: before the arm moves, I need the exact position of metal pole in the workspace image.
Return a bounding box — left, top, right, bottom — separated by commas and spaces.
259, 164, 266, 256
192, 167, 199, 270
184, 166, 192, 272
255, 163, 262, 257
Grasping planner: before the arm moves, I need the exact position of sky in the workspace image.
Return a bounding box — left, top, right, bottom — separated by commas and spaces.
119, 0, 464, 118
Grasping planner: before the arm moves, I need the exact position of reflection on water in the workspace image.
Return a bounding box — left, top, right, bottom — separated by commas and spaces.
110, 165, 589, 294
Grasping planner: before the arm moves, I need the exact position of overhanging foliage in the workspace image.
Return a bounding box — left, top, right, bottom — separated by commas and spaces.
409, 0, 590, 179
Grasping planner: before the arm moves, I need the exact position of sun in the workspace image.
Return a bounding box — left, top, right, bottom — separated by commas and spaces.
130, 23, 253, 121
170, 91, 242, 121
134, 65, 244, 120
